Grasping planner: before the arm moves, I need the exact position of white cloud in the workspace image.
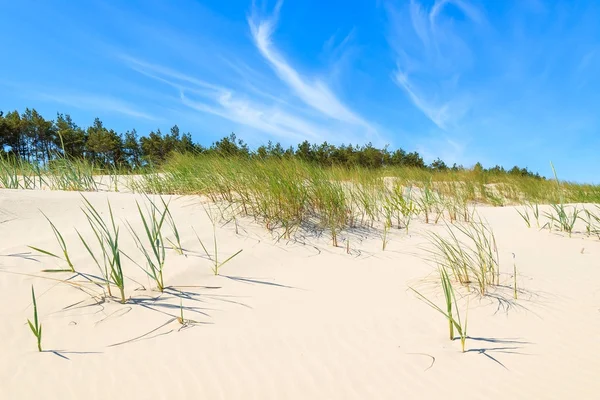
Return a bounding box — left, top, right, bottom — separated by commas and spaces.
429, 0, 484, 29
410, 0, 431, 49
112, 1, 383, 147
122, 55, 224, 93
248, 1, 373, 130
122, 57, 366, 144
394, 69, 451, 130
181, 90, 324, 142
387, 0, 483, 130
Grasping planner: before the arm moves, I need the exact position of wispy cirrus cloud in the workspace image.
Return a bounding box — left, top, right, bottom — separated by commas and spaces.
430, 0, 484, 29
116, 1, 380, 146
181, 91, 326, 142
121, 55, 339, 143
248, 1, 374, 131
387, 0, 484, 131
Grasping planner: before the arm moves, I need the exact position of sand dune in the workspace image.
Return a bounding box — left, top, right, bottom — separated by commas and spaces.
1, 189, 599, 399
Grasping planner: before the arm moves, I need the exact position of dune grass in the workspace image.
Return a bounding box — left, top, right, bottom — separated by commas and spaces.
194, 208, 243, 276
129, 155, 490, 244
0, 154, 99, 191
14, 153, 600, 357
28, 211, 75, 272
516, 206, 532, 228
126, 196, 169, 292
4, 152, 600, 247
122, 154, 600, 248
3, 151, 600, 209
79, 195, 126, 303
160, 197, 184, 255
544, 203, 580, 236
582, 205, 600, 238
27, 285, 43, 352
517, 202, 542, 229
425, 218, 499, 295
416, 180, 436, 224
530, 202, 541, 228
48, 157, 99, 191
410, 267, 469, 352
0, 155, 45, 189
536, 163, 584, 236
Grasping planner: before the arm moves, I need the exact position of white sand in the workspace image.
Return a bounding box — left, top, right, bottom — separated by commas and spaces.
1, 189, 599, 399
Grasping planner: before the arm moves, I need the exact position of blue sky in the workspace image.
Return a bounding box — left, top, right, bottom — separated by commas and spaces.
1, 0, 599, 182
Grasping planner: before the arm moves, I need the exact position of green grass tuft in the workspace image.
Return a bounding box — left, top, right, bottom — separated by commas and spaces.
27, 285, 43, 352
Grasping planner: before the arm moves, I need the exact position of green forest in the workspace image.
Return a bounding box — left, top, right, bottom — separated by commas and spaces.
0, 108, 542, 178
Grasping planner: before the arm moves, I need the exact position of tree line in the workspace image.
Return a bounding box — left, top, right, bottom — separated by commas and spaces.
0, 108, 542, 178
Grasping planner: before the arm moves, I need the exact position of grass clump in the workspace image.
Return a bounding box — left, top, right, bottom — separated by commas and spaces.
126, 196, 169, 292
516, 206, 531, 228
27, 285, 43, 352
0, 155, 46, 189
381, 221, 391, 251
194, 208, 243, 276
516, 202, 542, 229
410, 267, 469, 352
28, 211, 75, 272
582, 206, 600, 238
415, 181, 436, 224
127, 153, 600, 245
544, 203, 580, 236
311, 174, 348, 247
542, 162, 580, 237
47, 157, 98, 192
426, 219, 499, 295
78, 195, 126, 303
0, 154, 99, 191
530, 203, 541, 228
161, 197, 184, 255
383, 182, 417, 233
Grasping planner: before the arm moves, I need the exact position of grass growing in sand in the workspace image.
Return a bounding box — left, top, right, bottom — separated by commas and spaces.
120, 153, 600, 251
411, 267, 469, 352
411, 215, 511, 351
6, 152, 600, 362
10, 150, 599, 376
4, 152, 600, 246
544, 203, 580, 236
194, 208, 243, 276
516, 202, 542, 229
425, 219, 499, 295
27, 286, 42, 352
516, 205, 532, 228
28, 211, 75, 272
0, 154, 99, 191
536, 162, 588, 237
582, 206, 600, 238
0, 155, 44, 189
79, 195, 126, 303
126, 196, 169, 292
161, 197, 184, 255
144, 154, 599, 201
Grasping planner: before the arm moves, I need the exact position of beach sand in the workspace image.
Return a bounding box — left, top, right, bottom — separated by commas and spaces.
1, 189, 599, 399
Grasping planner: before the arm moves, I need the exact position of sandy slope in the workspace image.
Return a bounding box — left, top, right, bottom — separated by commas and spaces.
0, 189, 599, 399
